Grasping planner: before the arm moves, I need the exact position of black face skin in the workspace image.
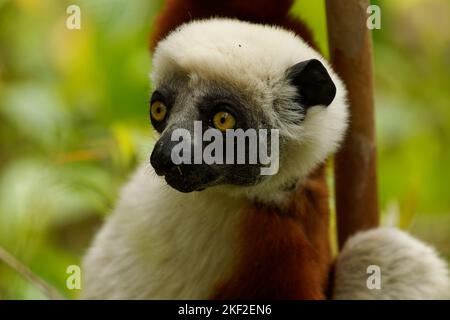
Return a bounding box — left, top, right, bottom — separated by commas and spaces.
149, 59, 336, 193
149, 79, 269, 193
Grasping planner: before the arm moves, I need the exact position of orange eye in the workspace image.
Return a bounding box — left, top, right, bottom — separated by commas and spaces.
213, 111, 236, 132
150, 101, 167, 122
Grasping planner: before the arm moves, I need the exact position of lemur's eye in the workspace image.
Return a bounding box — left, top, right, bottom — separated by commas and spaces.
213, 111, 236, 132
150, 101, 167, 122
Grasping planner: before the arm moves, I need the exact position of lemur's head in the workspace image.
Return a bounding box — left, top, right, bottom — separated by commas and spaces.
149, 18, 348, 199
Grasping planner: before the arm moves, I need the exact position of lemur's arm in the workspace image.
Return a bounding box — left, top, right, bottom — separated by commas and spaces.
333, 228, 449, 299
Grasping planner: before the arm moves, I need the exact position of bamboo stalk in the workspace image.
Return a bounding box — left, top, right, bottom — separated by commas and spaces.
326, 0, 379, 249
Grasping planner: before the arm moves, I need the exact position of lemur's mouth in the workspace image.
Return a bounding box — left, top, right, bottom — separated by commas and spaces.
162, 164, 219, 193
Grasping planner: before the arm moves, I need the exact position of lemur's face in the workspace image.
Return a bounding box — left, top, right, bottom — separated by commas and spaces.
150, 76, 267, 192
149, 19, 348, 195
150, 59, 336, 193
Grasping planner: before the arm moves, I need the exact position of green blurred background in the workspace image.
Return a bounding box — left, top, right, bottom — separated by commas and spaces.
0, 0, 449, 299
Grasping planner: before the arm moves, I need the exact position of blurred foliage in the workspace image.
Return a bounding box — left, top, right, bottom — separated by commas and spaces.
0, 0, 449, 299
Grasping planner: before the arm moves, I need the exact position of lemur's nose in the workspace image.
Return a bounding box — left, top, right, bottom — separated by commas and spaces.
150, 138, 178, 176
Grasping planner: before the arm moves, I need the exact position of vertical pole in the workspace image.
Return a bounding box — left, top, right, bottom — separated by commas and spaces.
326, 0, 379, 249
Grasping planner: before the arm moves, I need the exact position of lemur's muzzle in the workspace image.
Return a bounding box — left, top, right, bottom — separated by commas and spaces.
150, 138, 179, 176
150, 135, 220, 193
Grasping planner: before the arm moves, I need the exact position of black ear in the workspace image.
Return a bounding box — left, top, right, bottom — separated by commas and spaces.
285, 59, 336, 108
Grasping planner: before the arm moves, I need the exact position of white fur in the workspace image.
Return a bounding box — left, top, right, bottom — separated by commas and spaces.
334, 227, 450, 299
82, 165, 244, 299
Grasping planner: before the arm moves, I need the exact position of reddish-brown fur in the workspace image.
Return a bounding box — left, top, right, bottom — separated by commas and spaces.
212, 166, 331, 300
150, 0, 332, 299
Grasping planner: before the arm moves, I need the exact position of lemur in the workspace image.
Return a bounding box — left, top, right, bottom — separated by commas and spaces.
82, 1, 449, 299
